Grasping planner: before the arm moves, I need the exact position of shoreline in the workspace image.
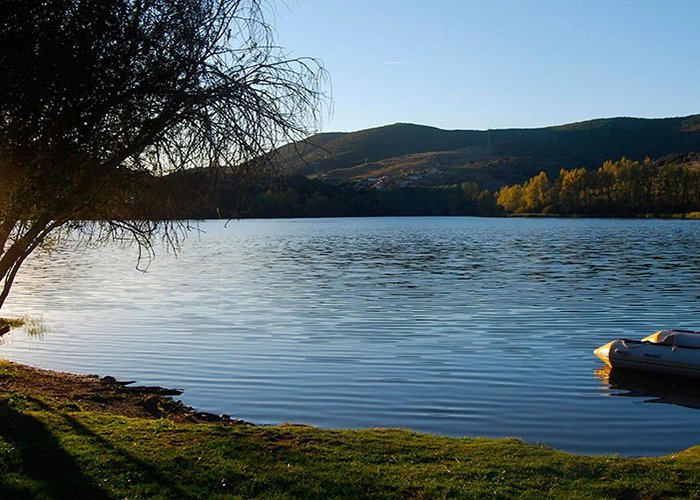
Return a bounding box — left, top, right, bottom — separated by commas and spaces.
0, 359, 246, 425
0, 357, 697, 457
0, 357, 696, 457
3, 358, 700, 497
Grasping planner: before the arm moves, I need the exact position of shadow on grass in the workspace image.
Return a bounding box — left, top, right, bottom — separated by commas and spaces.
0, 396, 191, 499
59, 411, 190, 498
0, 401, 108, 499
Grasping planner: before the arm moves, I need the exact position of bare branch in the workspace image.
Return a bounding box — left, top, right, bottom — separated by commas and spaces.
0, 0, 327, 309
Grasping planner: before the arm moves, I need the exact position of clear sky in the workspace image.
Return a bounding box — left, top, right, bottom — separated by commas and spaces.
272, 0, 700, 133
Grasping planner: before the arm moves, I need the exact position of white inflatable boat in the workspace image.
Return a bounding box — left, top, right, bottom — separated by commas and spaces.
594, 329, 700, 378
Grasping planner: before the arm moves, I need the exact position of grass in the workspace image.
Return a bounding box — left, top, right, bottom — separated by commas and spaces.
1, 360, 700, 498
0, 317, 25, 329
0, 316, 48, 337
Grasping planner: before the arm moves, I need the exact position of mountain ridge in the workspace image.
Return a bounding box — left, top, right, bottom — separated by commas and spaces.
275, 114, 700, 189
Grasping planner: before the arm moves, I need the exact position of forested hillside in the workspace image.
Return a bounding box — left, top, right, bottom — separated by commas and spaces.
274, 115, 700, 189
136, 154, 699, 220
118, 115, 700, 220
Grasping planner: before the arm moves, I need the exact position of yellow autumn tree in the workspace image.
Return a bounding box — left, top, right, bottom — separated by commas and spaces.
521, 172, 551, 212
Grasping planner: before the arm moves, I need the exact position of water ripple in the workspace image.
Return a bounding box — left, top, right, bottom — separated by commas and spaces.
3, 217, 700, 455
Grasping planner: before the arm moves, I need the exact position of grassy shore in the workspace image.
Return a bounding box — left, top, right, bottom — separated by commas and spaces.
1, 360, 700, 498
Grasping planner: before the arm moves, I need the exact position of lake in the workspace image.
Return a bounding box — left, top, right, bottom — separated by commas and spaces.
3, 217, 700, 456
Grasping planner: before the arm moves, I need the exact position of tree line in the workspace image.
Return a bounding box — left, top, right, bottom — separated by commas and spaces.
496, 157, 700, 216
171, 174, 501, 219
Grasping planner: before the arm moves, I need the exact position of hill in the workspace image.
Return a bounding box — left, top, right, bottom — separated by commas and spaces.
274, 115, 700, 189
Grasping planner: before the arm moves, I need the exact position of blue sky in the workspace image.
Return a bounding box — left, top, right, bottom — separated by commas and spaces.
273, 0, 700, 132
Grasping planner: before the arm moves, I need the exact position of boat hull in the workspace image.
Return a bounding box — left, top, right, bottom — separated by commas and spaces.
594, 339, 700, 379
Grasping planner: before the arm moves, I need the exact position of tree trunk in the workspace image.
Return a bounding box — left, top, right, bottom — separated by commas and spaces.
0, 219, 55, 310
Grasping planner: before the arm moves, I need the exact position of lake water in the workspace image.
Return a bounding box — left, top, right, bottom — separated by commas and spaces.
3, 217, 700, 456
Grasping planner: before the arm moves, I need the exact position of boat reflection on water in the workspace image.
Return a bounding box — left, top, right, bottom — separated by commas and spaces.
595, 365, 700, 410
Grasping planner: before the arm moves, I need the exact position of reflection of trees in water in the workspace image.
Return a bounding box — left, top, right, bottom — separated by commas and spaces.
596, 365, 700, 410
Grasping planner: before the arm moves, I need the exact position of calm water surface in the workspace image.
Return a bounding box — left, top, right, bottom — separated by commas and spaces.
3, 217, 700, 455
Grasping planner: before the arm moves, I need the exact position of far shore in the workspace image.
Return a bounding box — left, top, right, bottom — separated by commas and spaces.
207, 212, 700, 220
504, 211, 700, 219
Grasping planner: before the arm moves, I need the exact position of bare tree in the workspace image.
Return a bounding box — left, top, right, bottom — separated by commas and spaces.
0, 0, 326, 310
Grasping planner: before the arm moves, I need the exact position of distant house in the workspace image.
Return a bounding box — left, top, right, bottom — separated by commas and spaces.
370, 177, 388, 190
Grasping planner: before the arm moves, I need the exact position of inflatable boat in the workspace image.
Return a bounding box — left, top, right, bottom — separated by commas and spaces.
594, 329, 700, 378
